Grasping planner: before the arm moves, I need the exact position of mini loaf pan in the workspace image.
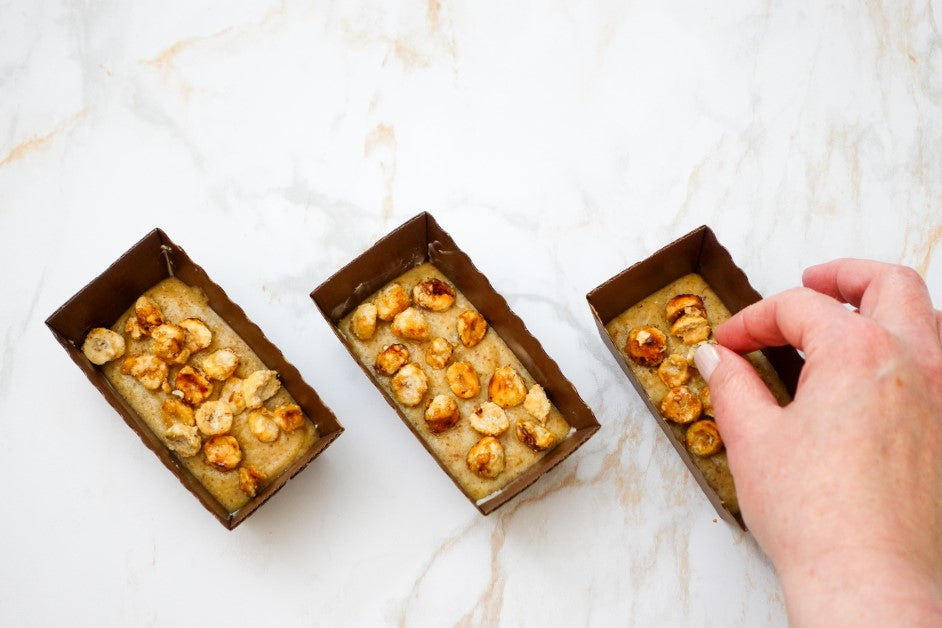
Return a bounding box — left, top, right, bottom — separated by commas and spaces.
311, 212, 600, 515
585, 225, 804, 529
46, 228, 344, 530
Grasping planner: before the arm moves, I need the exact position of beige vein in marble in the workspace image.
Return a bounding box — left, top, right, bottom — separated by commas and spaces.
916, 224, 942, 275
340, 0, 456, 71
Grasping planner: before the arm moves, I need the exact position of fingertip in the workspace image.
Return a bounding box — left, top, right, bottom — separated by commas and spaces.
693, 343, 720, 381
801, 259, 847, 293
801, 263, 824, 288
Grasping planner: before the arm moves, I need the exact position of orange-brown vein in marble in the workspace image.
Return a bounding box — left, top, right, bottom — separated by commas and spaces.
341, 0, 456, 71
364, 123, 397, 220
143, 0, 286, 80
394, 405, 718, 623
0, 109, 87, 169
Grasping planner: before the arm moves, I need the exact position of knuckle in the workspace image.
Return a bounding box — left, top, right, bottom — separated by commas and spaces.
882, 264, 925, 291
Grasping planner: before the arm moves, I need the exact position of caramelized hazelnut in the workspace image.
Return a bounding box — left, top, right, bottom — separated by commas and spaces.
412, 278, 456, 312
685, 419, 723, 456
670, 314, 711, 345
466, 436, 505, 479
391, 307, 429, 341
425, 337, 453, 369
446, 361, 481, 399
203, 435, 242, 470
660, 386, 703, 424
657, 354, 691, 388
375, 283, 410, 321
273, 404, 304, 432
457, 310, 487, 348
374, 344, 410, 376
121, 354, 169, 391
424, 395, 460, 434
239, 465, 267, 498
625, 326, 667, 367
391, 363, 429, 407
665, 294, 707, 324
350, 302, 378, 340
515, 419, 556, 452
488, 365, 527, 408
174, 365, 213, 405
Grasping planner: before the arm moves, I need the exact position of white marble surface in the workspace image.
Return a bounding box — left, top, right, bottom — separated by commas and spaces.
1, 1, 941, 625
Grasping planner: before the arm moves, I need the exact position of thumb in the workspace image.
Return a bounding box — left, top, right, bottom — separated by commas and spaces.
695, 343, 781, 455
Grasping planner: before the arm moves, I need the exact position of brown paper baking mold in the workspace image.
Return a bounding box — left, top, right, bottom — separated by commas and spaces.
47, 228, 344, 530
586, 225, 803, 529
311, 212, 600, 515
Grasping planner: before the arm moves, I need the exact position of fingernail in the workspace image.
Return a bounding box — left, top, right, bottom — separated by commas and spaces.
694, 343, 720, 382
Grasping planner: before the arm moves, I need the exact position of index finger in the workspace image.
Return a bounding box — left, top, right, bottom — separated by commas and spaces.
715, 286, 853, 357
802, 259, 937, 342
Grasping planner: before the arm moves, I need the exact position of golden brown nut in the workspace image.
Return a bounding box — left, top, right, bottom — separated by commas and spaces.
165, 423, 201, 457
660, 386, 703, 424
202, 348, 240, 381
625, 326, 667, 367
195, 400, 234, 436
174, 365, 213, 405
466, 436, 505, 479
82, 328, 126, 365
242, 369, 280, 410
424, 394, 460, 434
273, 404, 304, 432
350, 302, 378, 340
374, 344, 410, 376
425, 337, 453, 369
239, 465, 267, 498
670, 314, 712, 345
665, 294, 707, 324
120, 354, 169, 391
523, 384, 551, 423
699, 386, 714, 417
247, 408, 280, 443
375, 283, 410, 321
151, 323, 190, 364
390, 362, 429, 407
488, 365, 527, 408
685, 419, 723, 456
515, 419, 556, 452
203, 435, 242, 470
124, 318, 146, 341
457, 310, 487, 348
683, 341, 711, 366
161, 397, 195, 428
657, 354, 691, 388
412, 278, 456, 312
469, 401, 509, 436
220, 377, 246, 414
446, 361, 481, 399
178, 317, 212, 354
124, 296, 165, 339
391, 307, 429, 341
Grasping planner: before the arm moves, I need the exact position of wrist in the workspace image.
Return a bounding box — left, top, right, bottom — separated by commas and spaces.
778, 547, 942, 627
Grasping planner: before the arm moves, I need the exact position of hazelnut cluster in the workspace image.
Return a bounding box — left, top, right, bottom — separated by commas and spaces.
624, 294, 722, 457
351, 276, 558, 480
84, 294, 309, 498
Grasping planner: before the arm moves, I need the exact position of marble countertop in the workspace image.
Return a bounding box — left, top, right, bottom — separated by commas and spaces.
2, 1, 940, 625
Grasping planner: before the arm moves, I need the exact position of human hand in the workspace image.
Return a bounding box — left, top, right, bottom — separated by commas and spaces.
694, 259, 942, 626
